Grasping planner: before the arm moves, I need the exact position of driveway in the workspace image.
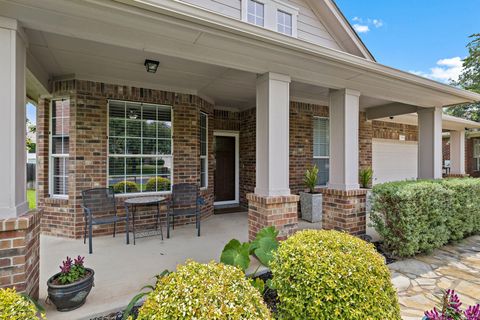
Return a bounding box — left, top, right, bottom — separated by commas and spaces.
389, 235, 480, 319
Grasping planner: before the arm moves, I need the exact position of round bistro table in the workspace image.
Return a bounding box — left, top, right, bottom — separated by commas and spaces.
124, 196, 166, 245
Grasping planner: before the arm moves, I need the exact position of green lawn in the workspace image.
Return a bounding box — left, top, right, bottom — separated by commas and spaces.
27, 189, 36, 209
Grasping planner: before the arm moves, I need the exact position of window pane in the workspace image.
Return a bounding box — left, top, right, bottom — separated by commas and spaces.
143, 120, 157, 138
109, 137, 125, 154
126, 120, 141, 137
126, 138, 141, 154
313, 118, 329, 157
109, 119, 125, 137
109, 157, 125, 176
126, 158, 141, 175
158, 157, 172, 175
200, 158, 207, 188
158, 140, 172, 155
142, 105, 157, 121
142, 138, 156, 154
109, 101, 126, 118
157, 106, 171, 122
313, 158, 329, 186
142, 158, 157, 175
125, 177, 140, 193
158, 122, 172, 139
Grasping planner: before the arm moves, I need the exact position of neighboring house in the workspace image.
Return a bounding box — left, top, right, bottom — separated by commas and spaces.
443, 130, 480, 178
1, 0, 480, 298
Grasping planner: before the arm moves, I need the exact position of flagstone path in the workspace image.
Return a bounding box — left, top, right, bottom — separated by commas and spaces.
389, 235, 480, 319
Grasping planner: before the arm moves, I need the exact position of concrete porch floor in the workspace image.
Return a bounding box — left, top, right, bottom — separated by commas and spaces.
39, 212, 249, 320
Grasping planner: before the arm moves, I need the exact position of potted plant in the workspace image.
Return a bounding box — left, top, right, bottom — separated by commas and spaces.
359, 167, 373, 189
47, 256, 94, 311
300, 165, 322, 223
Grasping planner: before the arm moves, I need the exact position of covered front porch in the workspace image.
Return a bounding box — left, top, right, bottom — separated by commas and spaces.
40, 211, 249, 320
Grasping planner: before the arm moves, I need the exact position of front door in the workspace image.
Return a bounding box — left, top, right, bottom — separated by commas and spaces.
214, 135, 236, 203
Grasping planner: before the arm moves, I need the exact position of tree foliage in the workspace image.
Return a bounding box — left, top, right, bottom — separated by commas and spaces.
445, 34, 480, 122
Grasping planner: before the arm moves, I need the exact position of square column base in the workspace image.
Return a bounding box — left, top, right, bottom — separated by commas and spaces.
318, 188, 367, 235
0, 210, 41, 299
247, 193, 299, 241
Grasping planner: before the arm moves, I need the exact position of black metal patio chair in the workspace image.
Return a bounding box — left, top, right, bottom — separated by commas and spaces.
81, 188, 129, 254
167, 183, 204, 238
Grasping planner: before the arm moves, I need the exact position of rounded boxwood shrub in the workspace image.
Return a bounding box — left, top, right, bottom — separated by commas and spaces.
134, 260, 272, 320
0, 288, 44, 320
145, 177, 171, 192
112, 181, 138, 194
270, 230, 401, 320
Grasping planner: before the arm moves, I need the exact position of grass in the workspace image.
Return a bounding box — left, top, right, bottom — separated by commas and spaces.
27, 189, 36, 209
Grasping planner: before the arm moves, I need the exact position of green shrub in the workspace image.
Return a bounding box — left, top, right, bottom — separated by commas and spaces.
113, 181, 138, 194
0, 288, 45, 320
134, 260, 272, 320
359, 167, 373, 188
145, 177, 171, 192
371, 178, 480, 257
270, 230, 400, 320
303, 165, 319, 193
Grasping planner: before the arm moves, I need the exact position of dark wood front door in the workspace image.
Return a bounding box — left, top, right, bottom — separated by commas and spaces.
215, 136, 236, 202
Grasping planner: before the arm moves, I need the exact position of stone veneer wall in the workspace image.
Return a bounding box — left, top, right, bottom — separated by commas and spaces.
39, 79, 214, 238
0, 210, 41, 299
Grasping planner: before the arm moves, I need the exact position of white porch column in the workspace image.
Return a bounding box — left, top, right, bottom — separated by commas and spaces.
0, 17, 28, 218
450, 130, 466, 175
418, 107, 443, 179
255, 72, 291, 196
328, 89, 361, 190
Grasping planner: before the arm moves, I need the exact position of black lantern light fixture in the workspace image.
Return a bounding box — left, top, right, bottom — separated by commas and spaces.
144, 59, 159, 73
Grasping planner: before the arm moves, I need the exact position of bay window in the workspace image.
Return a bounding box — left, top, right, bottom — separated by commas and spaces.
108, 100, 172, 194
50, 99, 70, 196
313, 117, 330, 186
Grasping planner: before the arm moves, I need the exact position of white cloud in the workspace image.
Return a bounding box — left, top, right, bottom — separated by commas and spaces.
409, 57, 464, 83
351, 17, 383, 33
353, 24, 370, 33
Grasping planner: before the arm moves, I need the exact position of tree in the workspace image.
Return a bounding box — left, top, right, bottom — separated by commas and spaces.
445, 33, 480, 122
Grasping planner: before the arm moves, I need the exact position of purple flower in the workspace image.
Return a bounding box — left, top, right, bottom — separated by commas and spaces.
424, 307, 444, 320
74, 255, 85, 266
446, 289, 462, 312
465, 304, 480, 320
59, 256, 74, 274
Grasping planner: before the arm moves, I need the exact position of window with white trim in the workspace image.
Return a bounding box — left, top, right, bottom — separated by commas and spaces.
313, 117, 329, 186
200, 112, 208, 188
108, 100, 172, 194
241, 0, 298, 37
50, 99, 70, 196
474, 139, 480, 171
247, 0, 264, 26
277, 10, 292, 35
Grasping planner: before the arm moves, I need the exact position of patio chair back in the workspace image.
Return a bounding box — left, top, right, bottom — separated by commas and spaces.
82, 188, 117, 218
172, 183, 199, 211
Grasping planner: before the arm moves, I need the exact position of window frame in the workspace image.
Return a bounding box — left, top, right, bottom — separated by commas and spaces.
200, 112, 208, 189
474, 139, 480, 172
277, 10, 292, 36
241, 0, 298, 37
313, 116, 330, 187
106, 99, 174, 196
246, 0, 265, 27
49, 98, 70, 198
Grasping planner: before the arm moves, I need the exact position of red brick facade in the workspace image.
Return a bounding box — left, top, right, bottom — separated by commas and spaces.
442, 135, 479, 177
0, 210, 41, 299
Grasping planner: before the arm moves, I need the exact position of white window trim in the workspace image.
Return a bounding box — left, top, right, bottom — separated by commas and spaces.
213, 131, 240, 206
49, 98, 70, 199
241, 0, 298, 37
474, 140, 480, 171
313, 116, 330, 187
106, 99, 174, 196
200, 112, 208, 189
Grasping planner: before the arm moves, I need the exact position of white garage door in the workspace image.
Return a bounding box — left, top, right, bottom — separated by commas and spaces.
372, 139, 418, 185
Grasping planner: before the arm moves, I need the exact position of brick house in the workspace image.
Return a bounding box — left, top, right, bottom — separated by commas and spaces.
1, 0, 480, 298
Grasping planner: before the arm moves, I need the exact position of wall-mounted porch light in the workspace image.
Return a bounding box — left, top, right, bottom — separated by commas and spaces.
144, 59, 159, 73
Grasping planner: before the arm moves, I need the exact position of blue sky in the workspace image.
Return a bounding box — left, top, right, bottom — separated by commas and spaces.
335, 0, 479, 83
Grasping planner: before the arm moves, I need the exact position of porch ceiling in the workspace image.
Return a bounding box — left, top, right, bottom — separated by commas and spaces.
25, 28, 388, 110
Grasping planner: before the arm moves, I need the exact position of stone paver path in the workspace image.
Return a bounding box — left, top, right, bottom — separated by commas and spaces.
389, 235, 480, 319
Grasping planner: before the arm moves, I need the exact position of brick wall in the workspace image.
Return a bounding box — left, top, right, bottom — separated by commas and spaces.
467, 137, 480, 177
443, 137, 450, 165
239, 108, 256, 208
0, 210, 41, 299
372, 120, 418, 141
38, 79, 215, 238
359, 112, 373, 170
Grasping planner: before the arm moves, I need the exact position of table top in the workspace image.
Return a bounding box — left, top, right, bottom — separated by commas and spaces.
124, 196, 167, 205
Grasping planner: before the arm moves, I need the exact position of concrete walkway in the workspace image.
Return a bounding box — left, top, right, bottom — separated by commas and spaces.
389, 235, 480, 320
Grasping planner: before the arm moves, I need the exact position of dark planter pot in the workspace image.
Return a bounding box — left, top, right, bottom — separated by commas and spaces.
47, 268, 94, 312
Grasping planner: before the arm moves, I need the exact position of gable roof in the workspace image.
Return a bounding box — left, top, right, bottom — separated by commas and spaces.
305, 0, 375, 61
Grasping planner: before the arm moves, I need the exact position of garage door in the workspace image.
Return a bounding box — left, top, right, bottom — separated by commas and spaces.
372, 139, 418, 185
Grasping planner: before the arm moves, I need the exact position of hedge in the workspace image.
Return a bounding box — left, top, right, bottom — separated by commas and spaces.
270, 230, 401, 320
370, 178, 480, 257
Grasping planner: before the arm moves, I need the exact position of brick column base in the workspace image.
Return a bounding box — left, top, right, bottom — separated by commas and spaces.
0, 210, 41, 299
319, 188, 367, 235
247, 194, 299, 241
446, 173, 470, 178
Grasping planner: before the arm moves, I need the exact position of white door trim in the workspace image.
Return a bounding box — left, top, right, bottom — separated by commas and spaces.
214, 131, 240, 206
